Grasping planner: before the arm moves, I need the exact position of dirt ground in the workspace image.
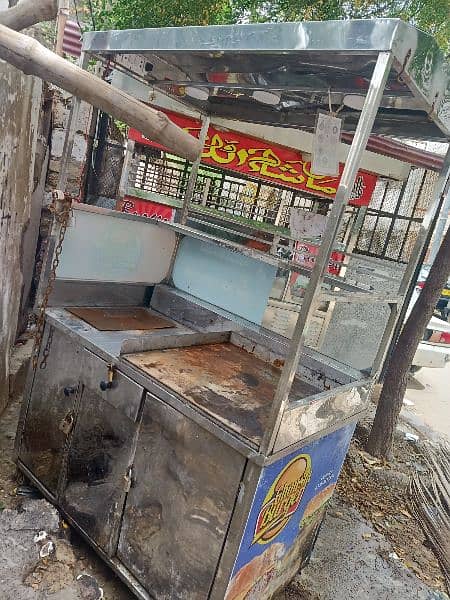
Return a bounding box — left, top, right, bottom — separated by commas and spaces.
336, 416, 447, 594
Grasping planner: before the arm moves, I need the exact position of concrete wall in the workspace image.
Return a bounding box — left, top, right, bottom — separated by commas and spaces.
45, 89, 93, 199
0, 64, 42, 413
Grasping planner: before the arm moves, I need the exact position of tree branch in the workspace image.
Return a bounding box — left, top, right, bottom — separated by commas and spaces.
0, 23, 202, 162
0, 0, 57, 31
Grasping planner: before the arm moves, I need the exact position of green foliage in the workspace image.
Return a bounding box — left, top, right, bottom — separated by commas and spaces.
90, 0, 449, 51
91, 0, 233, 30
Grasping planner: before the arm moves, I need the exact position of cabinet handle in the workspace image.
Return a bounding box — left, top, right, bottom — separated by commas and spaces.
100, 364, 116, 391
99, 380, 113, 391
63, 386, 77, 397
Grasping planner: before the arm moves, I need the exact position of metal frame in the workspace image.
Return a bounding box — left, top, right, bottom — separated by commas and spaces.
371, 146, 450, 377
83, 19, 450, 139
261, 51, 393, 452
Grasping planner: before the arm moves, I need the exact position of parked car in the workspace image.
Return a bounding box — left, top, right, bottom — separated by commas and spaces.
416, 265, 450, 321
410, 267, 450, 371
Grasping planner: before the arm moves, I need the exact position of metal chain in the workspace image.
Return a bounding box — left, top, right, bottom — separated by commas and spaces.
32, 191, 73, 370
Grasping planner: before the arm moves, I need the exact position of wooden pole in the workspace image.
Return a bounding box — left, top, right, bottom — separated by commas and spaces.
0, 0, 57, 31
55, 0, 69, 56
0, 23, 202, 162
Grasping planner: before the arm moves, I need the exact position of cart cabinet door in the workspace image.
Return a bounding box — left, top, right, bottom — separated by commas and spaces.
118, 394, 246, 600
18, 326, 82, 497
60, 352, 144, 556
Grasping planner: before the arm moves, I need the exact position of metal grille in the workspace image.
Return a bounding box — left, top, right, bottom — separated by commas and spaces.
129, 148, 326, 227
128, 146, 438, 263
133, 150, 189, 198
355, 169, 438, 263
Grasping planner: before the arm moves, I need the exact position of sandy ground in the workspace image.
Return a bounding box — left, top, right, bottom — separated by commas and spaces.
403, 363, 450, 440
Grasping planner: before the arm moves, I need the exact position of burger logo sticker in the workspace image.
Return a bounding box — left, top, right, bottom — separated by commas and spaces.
252, 454, 312, 545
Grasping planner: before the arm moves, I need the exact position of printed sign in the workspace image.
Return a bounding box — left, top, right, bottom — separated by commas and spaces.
129, 109, 377, 207
311, 112, 342, 176
224, 424, 355, 600
289, 209, 327, 241
253, 454, 312, 545
292, 241, 344, 277
117, 197, 175, 222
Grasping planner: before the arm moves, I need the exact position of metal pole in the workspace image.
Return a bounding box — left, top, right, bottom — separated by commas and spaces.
117, 139, 135, 200
260, 51, 393, 454
179, 115, 210, 225
57, 51, 89, 191
428, 186, 450, 264
370, 146, 450, 377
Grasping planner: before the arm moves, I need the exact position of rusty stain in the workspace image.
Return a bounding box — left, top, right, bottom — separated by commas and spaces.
125, 343, 318, 445
68, 307, 174, 331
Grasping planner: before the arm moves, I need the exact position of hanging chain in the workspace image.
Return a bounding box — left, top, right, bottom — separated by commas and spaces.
32, 191, 73, 370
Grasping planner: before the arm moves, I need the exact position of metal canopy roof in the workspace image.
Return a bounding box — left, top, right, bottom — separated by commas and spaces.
83, 19, 450, 140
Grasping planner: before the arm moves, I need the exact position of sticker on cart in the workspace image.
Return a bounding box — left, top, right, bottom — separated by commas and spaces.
224, 423, 355, 600
252, 454, 312, 545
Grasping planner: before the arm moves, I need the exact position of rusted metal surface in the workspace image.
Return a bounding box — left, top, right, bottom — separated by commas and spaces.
117, 394, 246, 600
273, 381, 372, 453
17, 327, 82, 497
125, 342, 318, 445
68, 306, 174, 331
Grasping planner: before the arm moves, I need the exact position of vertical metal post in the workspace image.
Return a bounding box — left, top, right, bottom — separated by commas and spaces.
428, 186, 450, 264
179, 115, 210, 225
370, 146, 450, 377
118, 139, 135, 200
260, 51, 393, 454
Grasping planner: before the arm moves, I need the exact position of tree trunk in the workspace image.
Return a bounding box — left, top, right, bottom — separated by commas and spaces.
0, 23, 201, 162
366, 223, 450, 458
0, 0, 57, 30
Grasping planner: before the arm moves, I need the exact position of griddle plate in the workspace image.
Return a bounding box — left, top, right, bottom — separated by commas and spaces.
125, 342, 318, 445
68, 307, 174, 331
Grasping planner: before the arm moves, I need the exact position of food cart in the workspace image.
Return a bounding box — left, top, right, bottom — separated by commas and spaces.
15, 19, 449, 600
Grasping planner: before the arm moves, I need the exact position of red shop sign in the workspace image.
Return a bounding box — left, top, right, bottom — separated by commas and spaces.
118, 197, 175, 222
129, 109, 377, 207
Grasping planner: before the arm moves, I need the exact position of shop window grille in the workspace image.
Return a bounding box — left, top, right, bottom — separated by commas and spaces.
355, 169, 438, 263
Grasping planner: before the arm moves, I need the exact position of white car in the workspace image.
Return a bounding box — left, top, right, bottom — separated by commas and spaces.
409, 282, 450, 371
413, 315, 450, 370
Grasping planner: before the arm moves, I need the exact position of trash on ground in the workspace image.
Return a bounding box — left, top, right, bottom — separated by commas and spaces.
404, 433, 420, 442
33, 530, 47, 543
76, 573, 105, 600
39, 540, 55, 558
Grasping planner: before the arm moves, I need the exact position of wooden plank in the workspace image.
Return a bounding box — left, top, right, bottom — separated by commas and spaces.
0, 23, 201, 161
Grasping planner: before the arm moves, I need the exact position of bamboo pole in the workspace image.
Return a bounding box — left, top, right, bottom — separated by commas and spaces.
0, 23, 202, 161
0, 0, 57, 31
